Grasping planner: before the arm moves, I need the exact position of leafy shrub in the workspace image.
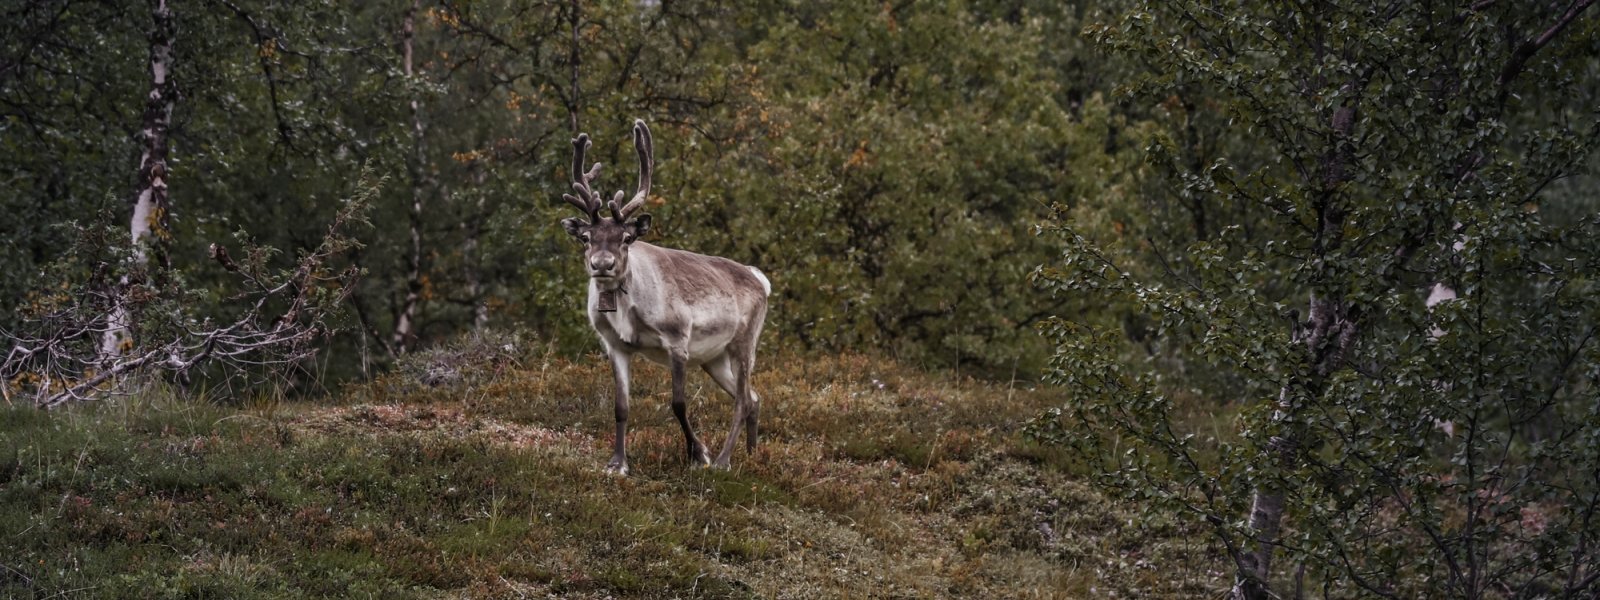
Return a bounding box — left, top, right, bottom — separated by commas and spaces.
1037, 2, 1600, 597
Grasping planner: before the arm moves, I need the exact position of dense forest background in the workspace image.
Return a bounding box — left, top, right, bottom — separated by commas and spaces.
1, 0, 1125, 385
5, 1, 1600, 598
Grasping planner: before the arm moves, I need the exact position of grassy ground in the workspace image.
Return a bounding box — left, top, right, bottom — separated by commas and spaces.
1, 347, 1222, 598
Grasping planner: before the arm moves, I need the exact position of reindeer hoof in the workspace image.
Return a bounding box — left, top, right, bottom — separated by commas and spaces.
689, 443, 711, 466
604, 458, 629, 477
711, 458, 732, 470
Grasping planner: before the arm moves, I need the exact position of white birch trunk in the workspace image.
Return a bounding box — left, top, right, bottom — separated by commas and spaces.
392, 0, 426, 353
101, 0, 177, 363
1235, 292, 1350, 599
1233, 104, 1362, 600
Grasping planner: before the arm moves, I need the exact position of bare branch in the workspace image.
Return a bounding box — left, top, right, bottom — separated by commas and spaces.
2, 171, 381, 408
215, 0, 300, 152
1496, 0, 1598, 109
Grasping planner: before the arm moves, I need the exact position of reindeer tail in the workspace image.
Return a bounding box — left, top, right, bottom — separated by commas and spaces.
749, 267, 771, 296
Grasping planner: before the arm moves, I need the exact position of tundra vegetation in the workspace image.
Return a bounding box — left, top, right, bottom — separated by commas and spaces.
2, 1, 1599, 598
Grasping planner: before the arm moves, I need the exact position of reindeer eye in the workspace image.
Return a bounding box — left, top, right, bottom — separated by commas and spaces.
579, 232, 591, 243
623, 233, 635, 244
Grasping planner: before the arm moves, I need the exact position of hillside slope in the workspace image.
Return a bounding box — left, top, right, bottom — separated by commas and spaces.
2, 350, 1218, 598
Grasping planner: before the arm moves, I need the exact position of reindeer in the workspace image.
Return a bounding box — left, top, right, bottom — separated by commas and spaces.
559, 120, 771, 475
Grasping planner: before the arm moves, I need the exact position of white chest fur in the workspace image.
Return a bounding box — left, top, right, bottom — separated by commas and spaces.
588, 281, 650, 350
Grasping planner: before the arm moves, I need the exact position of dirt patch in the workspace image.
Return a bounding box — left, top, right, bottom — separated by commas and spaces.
291, 403, 595, 450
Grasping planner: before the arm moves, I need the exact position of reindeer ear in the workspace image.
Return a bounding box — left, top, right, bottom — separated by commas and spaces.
561, 217, 587, 238
628, 214, 652, 239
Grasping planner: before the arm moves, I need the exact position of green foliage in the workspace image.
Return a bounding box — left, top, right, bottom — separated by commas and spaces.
1, 0, 1131, 380
665, 1, 1082, 372
1038, 1, 1600, 596
0, 2, 147, 327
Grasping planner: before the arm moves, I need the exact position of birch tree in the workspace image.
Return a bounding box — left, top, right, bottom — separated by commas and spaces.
391, 0, 430, 354
100, 0, 179, 363
1037, 1, 1600, 597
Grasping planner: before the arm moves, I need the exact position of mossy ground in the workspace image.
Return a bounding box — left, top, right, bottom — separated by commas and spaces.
2, 349, 1222, 598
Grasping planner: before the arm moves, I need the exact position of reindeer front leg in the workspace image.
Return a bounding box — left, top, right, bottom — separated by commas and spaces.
607, 348, 632, 476
670, 352, 711, 466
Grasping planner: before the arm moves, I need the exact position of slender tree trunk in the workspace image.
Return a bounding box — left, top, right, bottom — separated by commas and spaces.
463, 163, 489, 329
1235, 292, 1352, 598
567, 0, 581, 135
1233, 103, 1362, 600
101, 0, 177, 363
392, 0, 427, 353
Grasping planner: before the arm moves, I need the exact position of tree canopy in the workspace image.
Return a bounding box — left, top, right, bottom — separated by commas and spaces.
1035, 1, 1600, 597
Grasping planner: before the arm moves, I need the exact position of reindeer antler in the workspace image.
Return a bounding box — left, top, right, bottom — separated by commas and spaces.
563, 133, 604, 221
610, 120, 653, 222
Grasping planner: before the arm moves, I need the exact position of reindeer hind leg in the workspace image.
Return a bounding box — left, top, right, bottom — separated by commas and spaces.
743, 390, 759, 452
741, 307, 767, 454
742, 352, 760, 452
706, 353, 748, 469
